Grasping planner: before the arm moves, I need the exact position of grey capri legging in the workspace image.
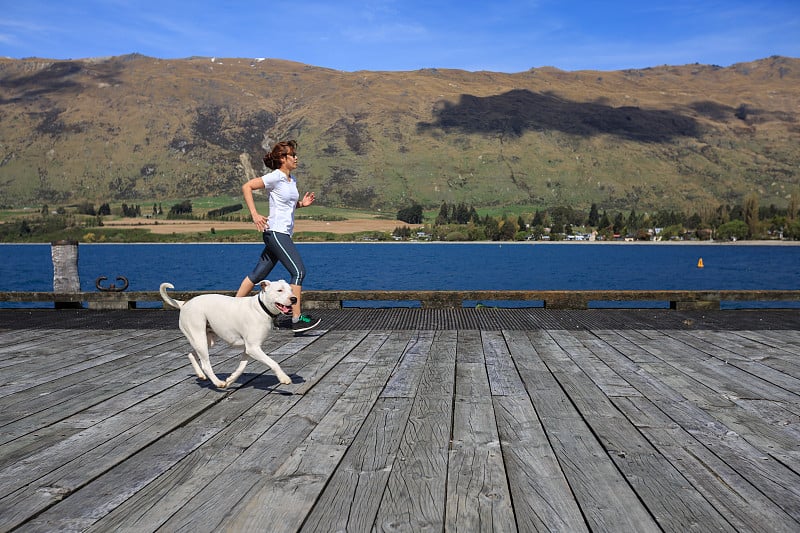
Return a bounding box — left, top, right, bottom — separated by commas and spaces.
247, 230, 306, 286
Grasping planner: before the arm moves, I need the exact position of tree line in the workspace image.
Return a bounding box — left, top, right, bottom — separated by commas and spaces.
396, 194, 800, 241
56, 200, 240, 220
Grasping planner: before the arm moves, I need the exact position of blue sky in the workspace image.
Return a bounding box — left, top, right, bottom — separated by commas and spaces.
1, 0, 798, 72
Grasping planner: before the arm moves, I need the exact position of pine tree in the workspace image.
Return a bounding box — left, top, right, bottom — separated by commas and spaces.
788, 192, 799, 223
436, 202, 449, 225
587, 203, 599, 226
744, 193, 759, 238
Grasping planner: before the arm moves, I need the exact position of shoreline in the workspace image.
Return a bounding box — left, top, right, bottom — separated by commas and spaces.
5, 217, 799, 246
530, 239, 800, 246
2, 240, 798, 246
95, 219, 800, 245
290, 240, 800, 245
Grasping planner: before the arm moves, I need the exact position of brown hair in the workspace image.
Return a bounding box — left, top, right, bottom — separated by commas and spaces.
263, 140, 297, 170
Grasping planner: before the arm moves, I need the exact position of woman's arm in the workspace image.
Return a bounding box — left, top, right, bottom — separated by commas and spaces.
242, 177, 268, 231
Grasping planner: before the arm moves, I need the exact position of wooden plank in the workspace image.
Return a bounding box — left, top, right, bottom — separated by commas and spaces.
298, 398, 413, 532
296, 330, 436, 532
542, 417, 662, 533
83, 390, 301, 532
545, 330, 634, 394
538, 331, 624, 418
623, 331, 800, 427
592, 415, 736, 532
35, 331, 392, 532
372, 330, 456, 532
499, 330, 591, 531
380, 331, 435, 398
547, 330, 735, 532
218, 332, 413, 532
613, 330, 746, 408
0, 330, 324, 530
0, 328, 140, 384
0, 328, 85, 354
447, 359, 516, 532
564, 332, 647, 398
523, 330, 661, 532
713, 400, 800, 467
0, 333, 186, 418
589, 332, 800, 524
682, 329, 800, 385
482, 330, 527, 396
615, 396, 800, 532
456, 329, 483, 364
737, 330, 800, 357
667, 330, 800, 395
0, 336, 243, 447
0, 328, 180, 397
104, 330, 368, 532
0, 381, 225, 531
494, 393, 589, 532
645, 333, 800, 453
0, 335, 207, 444
0, 336, 211, 467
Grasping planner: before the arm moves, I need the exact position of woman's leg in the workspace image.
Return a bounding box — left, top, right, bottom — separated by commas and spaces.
236, 240, 276, 297
235, 276, 255, 297
290, 283, 302, 318
255, 232, 319, 332
267, 231, 307, 318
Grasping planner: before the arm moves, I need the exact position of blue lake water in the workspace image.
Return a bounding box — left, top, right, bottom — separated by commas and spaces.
1, 242, 799, 308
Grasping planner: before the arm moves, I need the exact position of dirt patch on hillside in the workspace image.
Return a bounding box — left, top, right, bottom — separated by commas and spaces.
102, 217, 409, 235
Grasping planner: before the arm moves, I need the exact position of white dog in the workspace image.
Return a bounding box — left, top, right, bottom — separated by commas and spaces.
160, 281, 295, 388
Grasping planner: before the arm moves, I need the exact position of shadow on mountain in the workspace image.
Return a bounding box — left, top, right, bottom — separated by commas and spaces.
690, 100, 796, 125
0, 61, 123, 104
689, 100, 736, 121
417, 89, 699, 142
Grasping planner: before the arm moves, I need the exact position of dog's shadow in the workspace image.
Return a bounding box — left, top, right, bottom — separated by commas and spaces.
194, 373, 305, 395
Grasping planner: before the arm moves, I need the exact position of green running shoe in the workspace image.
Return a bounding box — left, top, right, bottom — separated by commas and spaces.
292, 314, 321, 333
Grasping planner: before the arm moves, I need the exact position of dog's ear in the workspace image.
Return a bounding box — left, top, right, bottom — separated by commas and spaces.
258, 280, 270, 291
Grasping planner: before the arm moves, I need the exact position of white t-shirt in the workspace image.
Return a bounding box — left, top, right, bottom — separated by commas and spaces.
261, 169, 299, 235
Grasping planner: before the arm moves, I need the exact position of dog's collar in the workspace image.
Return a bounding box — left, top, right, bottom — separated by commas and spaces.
257, 295, 281, 318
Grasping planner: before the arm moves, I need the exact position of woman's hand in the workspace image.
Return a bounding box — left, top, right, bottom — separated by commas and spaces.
298, 191, 316, 208
252, 213, 269, 231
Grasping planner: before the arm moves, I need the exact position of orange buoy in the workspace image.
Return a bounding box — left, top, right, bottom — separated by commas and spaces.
697, 258, 704, 268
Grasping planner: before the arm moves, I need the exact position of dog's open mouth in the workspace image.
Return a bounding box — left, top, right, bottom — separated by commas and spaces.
276, 303, 293, 314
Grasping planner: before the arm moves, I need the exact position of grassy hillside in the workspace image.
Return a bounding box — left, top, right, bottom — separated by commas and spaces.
0, 54, 798, 215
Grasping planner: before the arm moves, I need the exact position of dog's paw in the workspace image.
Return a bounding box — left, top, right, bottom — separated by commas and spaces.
278, 374, 292, 385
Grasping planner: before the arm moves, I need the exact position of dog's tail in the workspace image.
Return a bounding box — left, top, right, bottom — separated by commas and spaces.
159, 282, 184, 309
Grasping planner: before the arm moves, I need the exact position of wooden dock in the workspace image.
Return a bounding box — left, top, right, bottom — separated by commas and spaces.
0, 307, 799, 532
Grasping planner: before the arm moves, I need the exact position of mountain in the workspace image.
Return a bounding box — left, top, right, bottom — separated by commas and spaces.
1, 54, 798, 213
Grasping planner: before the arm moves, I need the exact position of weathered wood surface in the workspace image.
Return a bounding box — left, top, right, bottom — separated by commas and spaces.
0, 308, 798, 532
